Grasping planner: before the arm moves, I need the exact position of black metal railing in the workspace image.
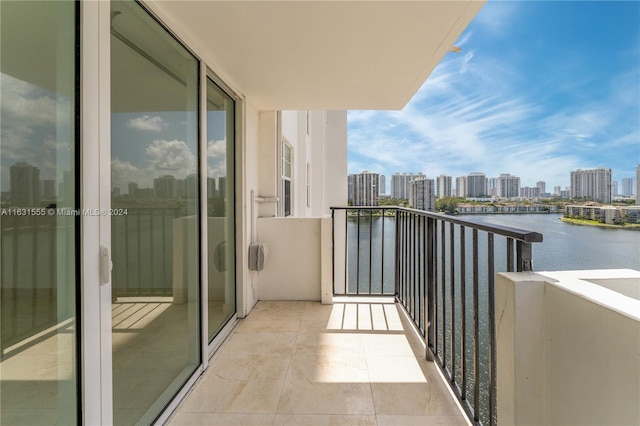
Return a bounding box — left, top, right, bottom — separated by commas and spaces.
331, 206, 543, 426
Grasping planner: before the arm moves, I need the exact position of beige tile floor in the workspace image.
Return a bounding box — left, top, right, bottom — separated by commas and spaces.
170, 301, 469, 426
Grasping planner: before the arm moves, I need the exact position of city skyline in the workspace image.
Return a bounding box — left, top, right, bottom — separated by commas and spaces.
347, 1, 640, 188
351, 168, 636, 199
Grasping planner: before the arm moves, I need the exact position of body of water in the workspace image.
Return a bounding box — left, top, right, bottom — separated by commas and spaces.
467, 213, 640, 271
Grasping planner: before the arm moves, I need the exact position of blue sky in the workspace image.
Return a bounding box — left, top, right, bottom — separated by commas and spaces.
348, 1, 640, 192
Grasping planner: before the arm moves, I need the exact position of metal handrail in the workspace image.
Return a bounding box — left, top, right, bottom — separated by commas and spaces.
331, 205, 544, 426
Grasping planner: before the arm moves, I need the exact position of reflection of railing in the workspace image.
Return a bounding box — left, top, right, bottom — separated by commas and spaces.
0, 214, 75, 349
111, 207, 186, 297
331, 206, 543, 426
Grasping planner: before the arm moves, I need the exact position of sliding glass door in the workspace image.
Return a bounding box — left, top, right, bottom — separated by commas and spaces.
0, 1, 78, 424
206, 78, 236, 342
110, 1, 200, 423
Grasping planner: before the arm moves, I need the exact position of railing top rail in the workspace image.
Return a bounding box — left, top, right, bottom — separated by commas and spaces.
330, 206, 543, 243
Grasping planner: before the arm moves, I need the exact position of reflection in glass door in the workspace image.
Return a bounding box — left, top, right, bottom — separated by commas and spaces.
206, 79, 236, 341
110, 1, 200, 424
0, 1, 78, 424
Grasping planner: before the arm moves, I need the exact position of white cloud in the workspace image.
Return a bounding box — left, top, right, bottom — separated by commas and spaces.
207, 139, 227, 179
146, 139, 197, 177
127, 115, 167, 132
348, 35, 640, 189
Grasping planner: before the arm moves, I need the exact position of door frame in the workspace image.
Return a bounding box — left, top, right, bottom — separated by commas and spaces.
80, 1, 112, 424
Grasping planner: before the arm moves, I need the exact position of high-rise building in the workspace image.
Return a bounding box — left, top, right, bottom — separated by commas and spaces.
570, 168, 612, 203
493, 177, 501, 196
379, 175, 386, 196
622, 178, 633, 196
467, 172, 487, 197
456, 176, 467, 198
390, 172, 424, 199
612, 181, 619, 197
536, 181, 546, 195
347, 174, 355, 203
520, 186, 540, 199
154, 175, 178, 199
636, 165, 640, 204
409, 176, 435, 211
352, 171, 379, 206
10, 162, 41, 207
554, 186, 561, 196
497, 174, 520, 198
436, 175, 452, 198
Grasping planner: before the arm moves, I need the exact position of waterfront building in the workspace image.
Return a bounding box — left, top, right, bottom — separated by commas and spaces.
637, 165, 640, 204
622, 177, 633, 196
467, 172, 487, 197
536, 181, 546, 195
520, 186, 540, 199
570, 168, 612, 203
347, 174, 355, 204
612, 181, 619, 197
409, 176, 435, 211
456, 176, 467, 198
390, 172, 424, 200
437, 174, 452, 198
352, 171, 380, 206
497, 174, 520, 198
488, 177, 497, 196
623, 205, 640, 223
379, 174, 386, 196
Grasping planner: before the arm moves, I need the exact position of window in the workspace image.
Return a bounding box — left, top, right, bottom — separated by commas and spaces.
282, 140, 293, 216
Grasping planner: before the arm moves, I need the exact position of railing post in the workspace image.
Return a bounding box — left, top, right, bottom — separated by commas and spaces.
517, 241, 534, 272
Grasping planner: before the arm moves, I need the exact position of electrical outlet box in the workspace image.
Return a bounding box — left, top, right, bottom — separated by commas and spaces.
248, 242, 268, 271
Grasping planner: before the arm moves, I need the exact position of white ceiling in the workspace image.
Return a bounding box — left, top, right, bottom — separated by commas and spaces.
147, 1, 485, 110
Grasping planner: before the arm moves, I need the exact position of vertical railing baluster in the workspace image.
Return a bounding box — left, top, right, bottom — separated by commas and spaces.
356, 210, 361, 295
369, 209, 373, 294
394, 210, 400, 298
434, 218, 439, 357
411, 213, 420, 318
441, 220, 446, 369
460, 225, 467, 402
381, 208, 385, 293
488, 233, 497, 426
426, 216, 435, 361
420, 215, 425, 335
450, 222, 456, 383
507, 238, 514, 272
343, 209, 348, 293
473, 228, 480, 422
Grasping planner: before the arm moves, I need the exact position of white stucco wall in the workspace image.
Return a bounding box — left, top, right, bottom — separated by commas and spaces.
256, 217, 330, 301
497, 270, 640, 426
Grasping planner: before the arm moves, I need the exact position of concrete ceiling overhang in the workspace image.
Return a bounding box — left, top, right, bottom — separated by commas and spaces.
147, 0, 486, 111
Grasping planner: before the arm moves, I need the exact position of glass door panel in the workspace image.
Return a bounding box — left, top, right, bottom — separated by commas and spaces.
0, 1, 78, 424
110, 1, 200, 424
206, 79, 236, 341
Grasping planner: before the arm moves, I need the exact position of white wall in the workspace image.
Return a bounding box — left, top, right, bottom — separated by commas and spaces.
256, 217, 326, 300
497, 270, 640, 426
240, 100, 260, 316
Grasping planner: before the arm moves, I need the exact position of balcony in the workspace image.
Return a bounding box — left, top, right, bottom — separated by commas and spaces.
168, 206, 639, 426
